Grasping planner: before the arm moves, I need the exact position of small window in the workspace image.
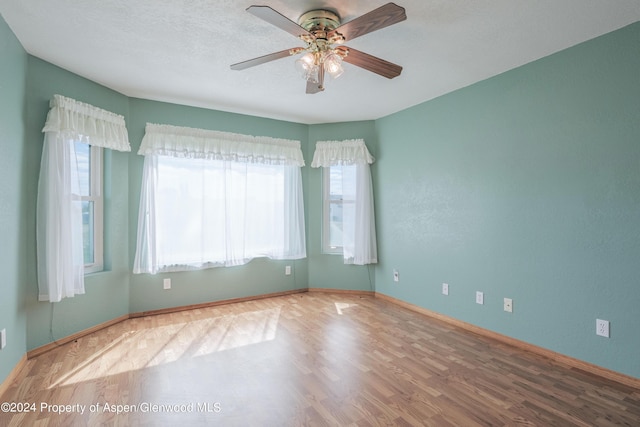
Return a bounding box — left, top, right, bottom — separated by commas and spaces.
322, 164, 356, 253
75, 142, 104, 273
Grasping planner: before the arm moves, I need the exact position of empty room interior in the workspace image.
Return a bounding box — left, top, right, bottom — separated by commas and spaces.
1, 1, 640, 425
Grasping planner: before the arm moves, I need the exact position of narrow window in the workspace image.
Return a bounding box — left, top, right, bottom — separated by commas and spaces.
75, 142, 104, 273
323, 164, 356, 254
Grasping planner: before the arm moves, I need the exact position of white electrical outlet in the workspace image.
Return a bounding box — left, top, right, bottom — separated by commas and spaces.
1, 328, 6, 350
285, 265, 292, 276
503, 298, 513, 313
393, 269, 399, 282
596, 319, 610, 338
442, 283, 449, 295
476, 291, 484, 305
163, 278, 171, 290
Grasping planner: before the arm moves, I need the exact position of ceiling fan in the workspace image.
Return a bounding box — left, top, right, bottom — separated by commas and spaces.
230, 3, 407, 94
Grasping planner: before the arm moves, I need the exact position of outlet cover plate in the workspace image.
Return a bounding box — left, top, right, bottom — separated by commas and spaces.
476, 291, 484, 305
442, 283, 449, 295
163, 278, 171, 290
0, 328, 6, 350
393, 269, 399, 282
596, 319, 610, 338
503, 298, 513, 313
285, 265, 292, 275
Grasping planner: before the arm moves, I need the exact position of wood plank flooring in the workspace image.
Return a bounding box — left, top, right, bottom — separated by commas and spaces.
1, 292, 639, 426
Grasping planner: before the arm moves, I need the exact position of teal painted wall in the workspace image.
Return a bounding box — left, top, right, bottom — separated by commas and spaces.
307, 122, 378, 292
127, 98, 310, 313
0, 14, 28, 385
374, 22, 640, 378
24, 57, 131, 350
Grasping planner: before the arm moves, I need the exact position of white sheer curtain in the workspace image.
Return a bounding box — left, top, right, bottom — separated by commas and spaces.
133, 123, 306, 274
312, 139, 378, 265
37, 95, 131, 302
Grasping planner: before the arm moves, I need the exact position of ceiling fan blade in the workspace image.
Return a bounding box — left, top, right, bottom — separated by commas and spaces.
338, 47, 402, 79
306, 80, 323, 94
230, 48, 297, 71
246, 5, 312, 39
329, 3, 406, 42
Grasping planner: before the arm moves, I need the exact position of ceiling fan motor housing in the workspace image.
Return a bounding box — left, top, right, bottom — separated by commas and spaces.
298, 9, 341, 31
298, 10, 345, 45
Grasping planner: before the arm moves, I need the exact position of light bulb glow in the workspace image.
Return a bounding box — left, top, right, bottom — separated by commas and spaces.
323, 52, 344, 79
295, 53, 319, 82
300, 53, 315, 66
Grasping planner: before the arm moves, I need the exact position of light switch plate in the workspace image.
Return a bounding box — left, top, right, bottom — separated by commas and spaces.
476, 291, 484, 305
1, 328, 6, 350
442, 283, 449, 295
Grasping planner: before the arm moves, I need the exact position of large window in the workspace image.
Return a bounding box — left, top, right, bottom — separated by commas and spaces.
74, 142, 103, 273
133, 124, 306, 274
323, 164, 356, 253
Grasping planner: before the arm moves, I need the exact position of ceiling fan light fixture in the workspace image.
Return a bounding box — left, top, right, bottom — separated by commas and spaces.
231, 4, 406, 94
323, 51, 344, 79
299, 52, 316, 66
295, 53, 319, 82
306, 65, 320, 84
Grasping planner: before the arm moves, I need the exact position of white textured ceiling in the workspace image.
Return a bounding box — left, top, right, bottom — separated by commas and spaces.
2, 1, 639, 124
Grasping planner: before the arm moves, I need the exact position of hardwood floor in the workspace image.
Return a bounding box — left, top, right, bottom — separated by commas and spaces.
1, 292, 639, 426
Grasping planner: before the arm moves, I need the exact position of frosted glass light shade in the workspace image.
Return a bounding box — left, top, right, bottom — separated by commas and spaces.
324, 52, 344, 79
295, 53, 318, 82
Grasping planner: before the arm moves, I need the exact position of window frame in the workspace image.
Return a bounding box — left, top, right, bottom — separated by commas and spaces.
81, 145, 104, 274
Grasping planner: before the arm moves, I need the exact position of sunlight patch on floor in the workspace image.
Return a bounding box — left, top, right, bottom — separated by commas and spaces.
334, 302, 358, 315
48, 307, 281, 388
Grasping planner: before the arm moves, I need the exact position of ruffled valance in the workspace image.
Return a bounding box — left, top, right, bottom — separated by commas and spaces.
311, 139, 374, 167
42, 94, 131, 152
138, 123, 305, 166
